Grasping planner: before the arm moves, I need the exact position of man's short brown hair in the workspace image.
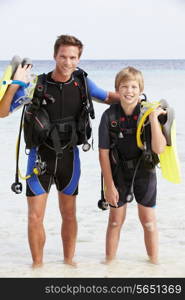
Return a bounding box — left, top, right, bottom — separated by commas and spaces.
54, 35, 84, 57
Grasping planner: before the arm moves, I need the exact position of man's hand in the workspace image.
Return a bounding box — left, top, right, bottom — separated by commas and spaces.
13, 64, 32, 83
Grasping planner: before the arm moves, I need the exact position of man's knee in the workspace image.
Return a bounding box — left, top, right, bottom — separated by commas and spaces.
28, 212, 43, 226
62, 209, 76, 222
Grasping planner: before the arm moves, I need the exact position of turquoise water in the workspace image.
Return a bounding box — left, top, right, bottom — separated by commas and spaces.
0, 60, 185, 277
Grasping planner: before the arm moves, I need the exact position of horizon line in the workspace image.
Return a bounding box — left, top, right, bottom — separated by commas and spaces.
1, 58, 185, 62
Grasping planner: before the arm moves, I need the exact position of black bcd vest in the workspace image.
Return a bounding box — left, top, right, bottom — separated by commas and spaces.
107, 103, 159, 170
23, 68, 95, 152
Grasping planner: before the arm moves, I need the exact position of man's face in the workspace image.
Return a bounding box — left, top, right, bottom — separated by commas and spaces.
54, 45, 80, 79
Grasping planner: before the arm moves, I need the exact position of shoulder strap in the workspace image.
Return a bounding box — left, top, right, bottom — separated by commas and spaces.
73, 68, 95, 120
108, 104, 121, 123
106, 104, 122, 148
32, 73, 55, 107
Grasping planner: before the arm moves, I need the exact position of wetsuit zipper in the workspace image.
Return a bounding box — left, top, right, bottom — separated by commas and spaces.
59, 83, 63, 118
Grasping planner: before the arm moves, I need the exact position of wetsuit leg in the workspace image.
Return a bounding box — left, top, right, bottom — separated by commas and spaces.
26, 147, 54, 196
109, 167, 132, 208
26, 146, 81, 197
134, 168, 157, 207
55, 146, 81, 195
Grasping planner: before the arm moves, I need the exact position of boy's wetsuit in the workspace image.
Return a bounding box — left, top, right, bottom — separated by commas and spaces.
26, 71, 108, 197
98, 103, 157, 208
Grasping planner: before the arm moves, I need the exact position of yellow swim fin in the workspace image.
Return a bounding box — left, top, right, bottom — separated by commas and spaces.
0, 65, 13, 101
136, 100, 182, 184
0, 55, 22, 101
159, 120, 181, 184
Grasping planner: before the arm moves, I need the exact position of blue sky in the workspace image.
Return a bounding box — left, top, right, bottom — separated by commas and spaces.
1, 0, 185, 60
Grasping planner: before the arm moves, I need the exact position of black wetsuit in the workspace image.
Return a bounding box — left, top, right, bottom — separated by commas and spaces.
26, 71, 108, 197
98, 103, 157, 208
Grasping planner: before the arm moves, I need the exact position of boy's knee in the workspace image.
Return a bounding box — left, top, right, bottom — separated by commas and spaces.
110, 221, 122, 228
144, 222, 155, 232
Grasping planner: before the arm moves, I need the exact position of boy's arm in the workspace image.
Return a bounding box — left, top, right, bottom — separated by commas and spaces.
149, 108, 167, 154
99, 148, 119, 207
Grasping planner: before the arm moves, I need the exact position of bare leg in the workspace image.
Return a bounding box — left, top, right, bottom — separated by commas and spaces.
58, 192, 77, 266
27, 194, 48, 268
105, 205, 127, 263
138, 204, 158, 264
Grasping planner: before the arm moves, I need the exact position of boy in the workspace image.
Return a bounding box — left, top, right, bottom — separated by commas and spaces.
98, 66, 166, 264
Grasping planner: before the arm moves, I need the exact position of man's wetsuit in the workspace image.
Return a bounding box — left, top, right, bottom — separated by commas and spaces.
25, 71, 108, 197
99, 103, 157, 208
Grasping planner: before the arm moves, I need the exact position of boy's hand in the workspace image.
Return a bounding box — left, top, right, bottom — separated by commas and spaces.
105, 186, 119, 208
149, 107, 167, 121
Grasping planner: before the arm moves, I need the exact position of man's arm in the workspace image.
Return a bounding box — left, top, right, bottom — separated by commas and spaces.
0, 85, 19, 117
87, 78, 120, 105
0, 64, 32, 118
105, 91, 120, 104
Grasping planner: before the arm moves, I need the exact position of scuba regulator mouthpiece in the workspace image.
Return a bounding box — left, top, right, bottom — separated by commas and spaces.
82, 142, 91, 152
98, 173, 109, 210
98, 199, 109, 210
11, 182, 23, 194
33, 158, 47, 176
126, 191, 134, 203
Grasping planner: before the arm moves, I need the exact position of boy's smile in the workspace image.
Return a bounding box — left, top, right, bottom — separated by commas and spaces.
118, 80, 140, 107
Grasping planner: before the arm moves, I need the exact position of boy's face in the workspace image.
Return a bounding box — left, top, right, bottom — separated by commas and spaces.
118, 80, 140, 106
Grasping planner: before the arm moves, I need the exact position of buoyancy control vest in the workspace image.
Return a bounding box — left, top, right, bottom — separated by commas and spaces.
23, 68, 95, 153
107, 103, 159, 171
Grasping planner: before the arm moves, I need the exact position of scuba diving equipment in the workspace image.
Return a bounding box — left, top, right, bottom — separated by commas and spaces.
125, 156, 142, 203
11, 74, 52, 194
159, 99, 174, 146
75, 68, 95, 151
82, 142, 91, 152
0, 55, 33, 101
137, 99, 174, 149
23, 69, 95, 153
136, 99, 181, 183
11, 104, 47, 194
24, 73, 55, 149
97, 173, 109, 210
136, 101, 161, 150
32, 156, 47, 176
11, 104, 25, 194
98, 97, 160, 207
12, 68, 95, 193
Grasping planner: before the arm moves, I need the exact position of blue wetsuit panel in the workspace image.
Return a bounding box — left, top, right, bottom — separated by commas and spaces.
87, 78, 108, 101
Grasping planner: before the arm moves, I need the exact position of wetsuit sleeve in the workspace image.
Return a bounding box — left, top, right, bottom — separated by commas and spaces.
98, 110, 111, 149
87, 78, 108, 102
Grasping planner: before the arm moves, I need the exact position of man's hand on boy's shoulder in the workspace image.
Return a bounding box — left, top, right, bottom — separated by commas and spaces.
105, 91, 120, 104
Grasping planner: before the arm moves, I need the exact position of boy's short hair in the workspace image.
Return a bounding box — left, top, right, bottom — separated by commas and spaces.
54, 35, 84, 58
115, 66, 144, 92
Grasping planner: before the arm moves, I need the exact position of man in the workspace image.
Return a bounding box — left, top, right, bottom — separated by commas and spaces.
0, 35, 119, 268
